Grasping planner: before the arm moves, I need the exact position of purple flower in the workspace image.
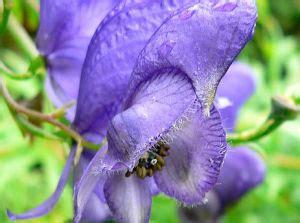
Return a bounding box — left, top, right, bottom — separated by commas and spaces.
178, 63, 266, 223
73, 1, 257, 222
37, 0, 122, 120
7, 0, 257, 222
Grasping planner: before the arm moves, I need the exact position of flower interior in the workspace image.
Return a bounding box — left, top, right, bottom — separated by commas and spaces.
125, 142, 171, 179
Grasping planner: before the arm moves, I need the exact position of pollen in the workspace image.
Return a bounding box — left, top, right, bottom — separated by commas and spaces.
125, 142, 170, 179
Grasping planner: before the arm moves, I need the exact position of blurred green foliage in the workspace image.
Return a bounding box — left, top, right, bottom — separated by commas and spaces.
0, 0, 300, 222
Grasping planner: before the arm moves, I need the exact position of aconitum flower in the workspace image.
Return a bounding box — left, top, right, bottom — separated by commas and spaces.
179, 63, 266, 223
8, 0, 257, 222
37, 0, 121, 120
74, 1, 257, 223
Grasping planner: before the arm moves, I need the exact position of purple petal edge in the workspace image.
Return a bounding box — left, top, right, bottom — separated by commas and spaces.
125, 0, 257, 115
7, 146, 76, 220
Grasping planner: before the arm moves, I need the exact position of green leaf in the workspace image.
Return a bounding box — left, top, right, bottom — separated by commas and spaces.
0, 0, 13, 33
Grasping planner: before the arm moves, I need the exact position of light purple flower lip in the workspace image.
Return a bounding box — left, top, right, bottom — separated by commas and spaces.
179, 62, 266, 223
178, 147, 266, 223
7, 0, 258, 222
73, 149, 112, 222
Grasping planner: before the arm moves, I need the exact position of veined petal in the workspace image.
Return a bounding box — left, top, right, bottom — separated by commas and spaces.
74, 150, 111, 222
74, 145, 127, 223
106, 68, 195, 168
104, 174, 152, 223
149, 178, 160, 195
80, 192, 112, 222
215, 147, 266, 207
126, 0, 257, 116
178, 147, 265, 222
38, 0, 122, 119
215, 62, 256, 131
7, 146, 76, 220
73, 0, 203, 139
178, 191, 221, 223
154, 105, 227, 205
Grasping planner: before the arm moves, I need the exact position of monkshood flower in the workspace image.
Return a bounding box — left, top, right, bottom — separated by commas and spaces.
37, 0, 122, 120
8, 0, 257, 222
84, 62, 266, 223
179, 63, 266, 223
73, 1, 257, 223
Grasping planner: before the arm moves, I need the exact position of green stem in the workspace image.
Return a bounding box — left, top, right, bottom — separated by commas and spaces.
227, 96, 299, 145
0, 61, 33, 79
227, 117, 283, 145
0, 55, 46, 80
15, 115, 64, 140
0, 77, 101, 150
25, 0, 39, 13
0, 0, 13, 33
50, 100, 76, 119
6, 15, 39, 59
0, 48, 28, 72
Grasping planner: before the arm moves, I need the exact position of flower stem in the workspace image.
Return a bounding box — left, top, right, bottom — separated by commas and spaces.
0, 0, 13, 33
15, 115, 64, 140
6, 15, 39, 59
0, 61, 34, 79
227, 96, 299, 145
50, 100, 76, 119
227, 117, 283, 145
0, 78, 100, 150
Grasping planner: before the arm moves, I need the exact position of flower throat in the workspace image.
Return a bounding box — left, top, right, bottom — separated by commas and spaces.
125, 142, 170, 179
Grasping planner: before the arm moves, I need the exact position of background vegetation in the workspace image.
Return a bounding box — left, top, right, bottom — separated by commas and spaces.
0, 0, 300, 222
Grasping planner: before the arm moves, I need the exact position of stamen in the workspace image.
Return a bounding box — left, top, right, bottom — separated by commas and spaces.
125, 142, 171, 179
150, 159, 158, 165
156, 155, 165, 166
153, 163, 162, 171
147, 169, 154, 177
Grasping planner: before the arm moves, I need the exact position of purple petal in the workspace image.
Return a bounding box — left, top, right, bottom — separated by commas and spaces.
215, 147, 266, 207
125, 0, 257, 116
73, 0, 204, 139
149, 178, 160, 196
106, 68, 196, 169
215, 62, 256, 131
104, 174, 152, 223
178, 191, 221, 223
75, 68, 197, 222
7, 146, 76, 220
38, 0, 121, 120
74, 145, 127, 223
154, 105, 227, 205
74, 150, 111, 221
80, 192, 112, 222
178, 147, 265, 222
